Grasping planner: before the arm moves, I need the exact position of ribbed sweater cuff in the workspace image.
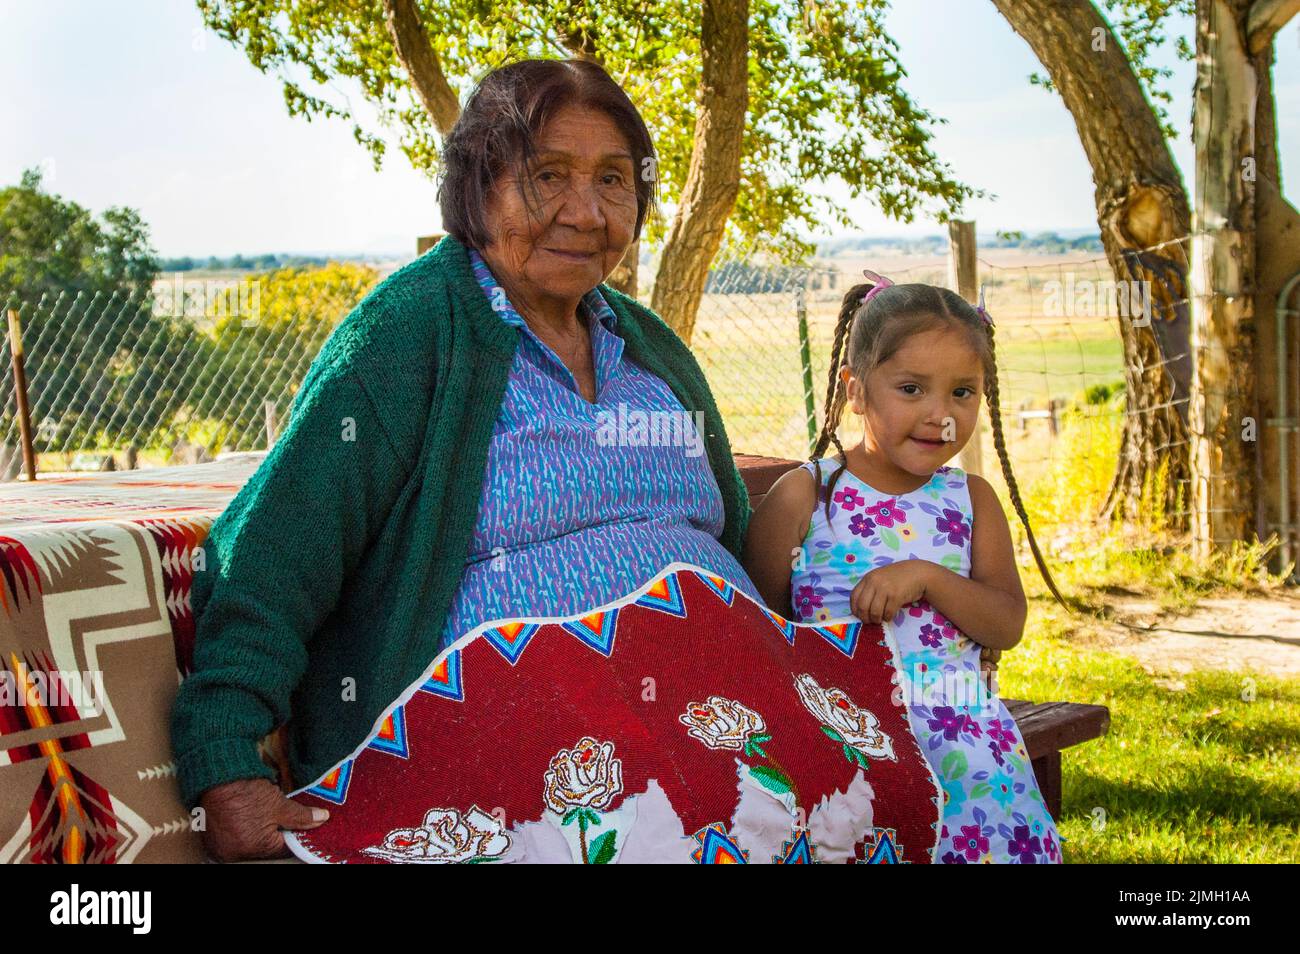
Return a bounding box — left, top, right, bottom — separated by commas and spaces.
177, 736, 276, 811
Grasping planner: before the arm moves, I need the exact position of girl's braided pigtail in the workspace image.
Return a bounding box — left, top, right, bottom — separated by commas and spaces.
981, 311, 1069, 608
812, 285, 869, 522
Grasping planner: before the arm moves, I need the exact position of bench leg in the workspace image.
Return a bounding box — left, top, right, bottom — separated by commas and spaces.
1032, 751, 1062, 821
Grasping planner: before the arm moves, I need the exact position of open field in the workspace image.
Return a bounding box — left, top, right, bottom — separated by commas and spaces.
693, 248, 1130, 472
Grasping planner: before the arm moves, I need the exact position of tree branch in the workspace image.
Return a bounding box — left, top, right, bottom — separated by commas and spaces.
381, 0, 461, 135
1248, 0, 1300, 53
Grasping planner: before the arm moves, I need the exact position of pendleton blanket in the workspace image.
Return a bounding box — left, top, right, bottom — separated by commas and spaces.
286, 563, 944, 865
0, 456, 273, 864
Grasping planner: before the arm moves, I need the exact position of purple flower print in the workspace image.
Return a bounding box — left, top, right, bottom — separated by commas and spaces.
848, 513, 877, 538
833, 485, 864, 511
931, 610, 958, 640
1007, 825, 1043, 863
793, 584, 825, 619
988, 739, 1006, 767
986, 719, 1016, 753
940, 851, 968, 865
919, 623, 945, 648
953, 824, 989, 862
866, 498, 902, 528
962, 714, 984, 739
935, 508, 971, 546
928, 706, 966, 741
1044, 831, 1059, 862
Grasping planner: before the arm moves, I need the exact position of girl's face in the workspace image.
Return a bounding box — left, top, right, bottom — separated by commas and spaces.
840, 325, 985, 478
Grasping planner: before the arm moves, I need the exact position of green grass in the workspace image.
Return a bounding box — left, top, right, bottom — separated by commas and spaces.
991, 397, 1298, 863
1001, 621, 1300, 863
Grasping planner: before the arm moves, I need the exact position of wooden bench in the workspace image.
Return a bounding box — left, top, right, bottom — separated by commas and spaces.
735, 453, 1110, 819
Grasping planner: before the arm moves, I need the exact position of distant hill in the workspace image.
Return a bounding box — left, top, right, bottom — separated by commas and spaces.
158, 252, 405, 272
816, 231, 1104, 256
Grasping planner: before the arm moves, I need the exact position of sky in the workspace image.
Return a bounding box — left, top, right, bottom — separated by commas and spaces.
1, 0, 1297, 258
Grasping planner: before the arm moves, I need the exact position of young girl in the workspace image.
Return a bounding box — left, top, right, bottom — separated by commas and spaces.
744, 272, 1067, 864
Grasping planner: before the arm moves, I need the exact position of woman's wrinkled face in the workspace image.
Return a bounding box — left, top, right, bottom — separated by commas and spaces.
841, 326, 985, 478
481, 104, 639, 306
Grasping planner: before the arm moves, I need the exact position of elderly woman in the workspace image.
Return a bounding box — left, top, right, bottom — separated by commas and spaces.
171, 58, 762, 861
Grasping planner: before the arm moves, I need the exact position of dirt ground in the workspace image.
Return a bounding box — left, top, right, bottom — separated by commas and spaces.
1069, 589, 1300, 681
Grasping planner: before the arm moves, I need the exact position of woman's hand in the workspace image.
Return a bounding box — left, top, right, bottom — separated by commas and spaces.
198, 778, 329, 862
849, 560, 935, 625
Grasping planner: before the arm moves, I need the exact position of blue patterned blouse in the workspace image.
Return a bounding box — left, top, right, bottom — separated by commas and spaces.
437, 251, 761, 649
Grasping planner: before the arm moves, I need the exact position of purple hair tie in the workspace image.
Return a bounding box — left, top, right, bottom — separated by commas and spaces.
860, 268, 895, 305
976, 284, 994, 327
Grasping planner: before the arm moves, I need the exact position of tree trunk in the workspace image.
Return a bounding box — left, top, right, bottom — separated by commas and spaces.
1188, 0, 1263, 557
382, 0, 462, 136
991, 0, 1193, 527
649, 0, 749, 344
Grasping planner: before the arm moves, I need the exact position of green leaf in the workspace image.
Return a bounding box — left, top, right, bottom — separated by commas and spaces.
941, 750, 969, 780
748, 764, 794, 794
192, 0, 983, 270
879, 528, 900, 550
821, 726, 845, 743
561, 809, 579, 827
751, 733, 773, 744
589, 830, 617, 865
970, 782, 992, 799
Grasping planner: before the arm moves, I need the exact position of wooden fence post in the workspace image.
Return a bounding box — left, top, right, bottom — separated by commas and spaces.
948, 220, 985, 477
6, 308, 37, 481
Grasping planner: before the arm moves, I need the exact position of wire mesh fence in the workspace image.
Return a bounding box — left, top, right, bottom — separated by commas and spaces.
2, 236, 1208, 549
690, 241, 1188, 469
0, 265, 378, 477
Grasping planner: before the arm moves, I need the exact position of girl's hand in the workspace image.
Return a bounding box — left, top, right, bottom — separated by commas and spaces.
849, 560, 935, 625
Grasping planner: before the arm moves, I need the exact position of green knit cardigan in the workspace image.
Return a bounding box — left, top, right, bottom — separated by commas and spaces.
170, 234, 752, 809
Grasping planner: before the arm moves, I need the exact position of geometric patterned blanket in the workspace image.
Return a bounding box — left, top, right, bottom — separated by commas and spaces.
0, 455, 269, 863
286, 563, 944, 864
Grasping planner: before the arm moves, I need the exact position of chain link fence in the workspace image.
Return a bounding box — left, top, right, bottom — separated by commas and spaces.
2, 239, 1196, 527
0, 266, 377, 477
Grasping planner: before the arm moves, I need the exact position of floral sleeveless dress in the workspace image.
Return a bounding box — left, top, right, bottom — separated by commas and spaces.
789, 459, 1062, 863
